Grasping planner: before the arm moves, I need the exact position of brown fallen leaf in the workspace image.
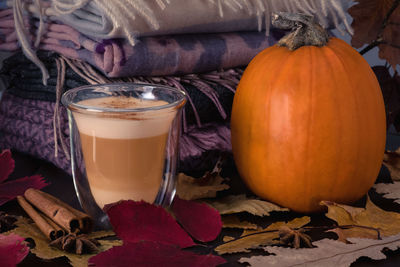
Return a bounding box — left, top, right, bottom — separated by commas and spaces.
239, 233, 400, 267
349, 0, 388, 48
327, 228, 352, 244
176, 171, 229, 201
321, 197, 400, 241
176, 156, 230, 201
349, 0, 400, 69
326, 224, 379, 242
383, 148, 400, 181
215, 216, 310, 254
374, 182, 400, 204
222, 215, 259, 230
205, 194, 288, 217
5, 217, 121, 267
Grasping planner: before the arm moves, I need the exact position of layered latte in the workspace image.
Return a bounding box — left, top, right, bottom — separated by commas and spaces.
72, 96, 176, 208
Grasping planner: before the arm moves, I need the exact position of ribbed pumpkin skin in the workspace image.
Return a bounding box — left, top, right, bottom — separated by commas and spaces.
231, 38, 386, 213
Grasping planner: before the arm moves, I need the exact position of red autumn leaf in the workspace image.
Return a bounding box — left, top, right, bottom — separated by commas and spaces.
0, 175, 48, 206
0, 234, 29, 267
0, 150, 48, 206
88, 241, 226, 267
349, 0, 400, 68
172, 197, 222, 242
0, 150, 14, 183
105, 200, 195, 248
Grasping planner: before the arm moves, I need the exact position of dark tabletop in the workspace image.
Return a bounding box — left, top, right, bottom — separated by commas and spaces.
2, 133, 400, 266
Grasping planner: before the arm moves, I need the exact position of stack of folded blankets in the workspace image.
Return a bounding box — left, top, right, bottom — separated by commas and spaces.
0, 0, 352, 174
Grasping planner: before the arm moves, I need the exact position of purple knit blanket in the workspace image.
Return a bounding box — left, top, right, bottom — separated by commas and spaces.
0, 9, 278, 77
0, 93, 231, 174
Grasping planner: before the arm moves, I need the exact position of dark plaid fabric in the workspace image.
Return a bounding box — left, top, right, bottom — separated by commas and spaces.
1, 51, 236, 126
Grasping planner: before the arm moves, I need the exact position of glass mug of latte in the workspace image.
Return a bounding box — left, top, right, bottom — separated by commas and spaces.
62, 83, 186, 228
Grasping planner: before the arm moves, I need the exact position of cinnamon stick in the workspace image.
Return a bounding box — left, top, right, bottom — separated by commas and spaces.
42, 215, 65, 238
36, 189, 93, 233
24, 189, 92, 233
17, 196, 65, 240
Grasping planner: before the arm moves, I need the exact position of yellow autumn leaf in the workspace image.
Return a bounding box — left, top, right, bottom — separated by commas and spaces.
321, 197, 400, 241
215, 216, 310, 254
205, 194, 288, 216
176, 172, 229, 200
222, 215, 259, 230
223, 236, 235, 242
6, 217, 122, 267
176, 157, 229, 200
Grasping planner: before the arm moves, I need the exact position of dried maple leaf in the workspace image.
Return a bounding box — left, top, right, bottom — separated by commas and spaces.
176, 171, 229, 201
380, 13, 400, 69
0, 233, 29, 266
349, 0, 400, 69
239, 234, 400, 267
88, 241, 226, 267
222, 215, 259, 230
349, 0, 392, 47
6, 217, 119, 267
374, 182, 400, 203
105, 200, 195, 248
215, 216, 310, 254
205, 194, 288, 216
321, 197, 400, 242
172, 197, 222, 242
0, 149, 48, 206
382, 148, 400, 180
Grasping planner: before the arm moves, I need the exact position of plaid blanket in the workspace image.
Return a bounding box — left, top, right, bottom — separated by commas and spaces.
0, 92, 231, 174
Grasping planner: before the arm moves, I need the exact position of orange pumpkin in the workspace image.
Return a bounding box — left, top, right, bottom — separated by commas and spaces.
230, 13, 386, 213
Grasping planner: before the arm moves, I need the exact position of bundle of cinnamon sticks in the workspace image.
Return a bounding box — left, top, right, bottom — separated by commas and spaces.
17, 188, 92, 240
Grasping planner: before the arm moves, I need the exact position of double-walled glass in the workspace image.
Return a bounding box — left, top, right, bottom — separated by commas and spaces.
62, 83, 186, 228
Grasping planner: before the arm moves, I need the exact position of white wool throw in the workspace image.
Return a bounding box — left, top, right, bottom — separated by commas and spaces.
11, 0, 353, 43
9, 0, 353, 84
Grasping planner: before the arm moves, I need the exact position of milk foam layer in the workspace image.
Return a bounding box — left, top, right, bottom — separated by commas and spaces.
73, 97, 176, 139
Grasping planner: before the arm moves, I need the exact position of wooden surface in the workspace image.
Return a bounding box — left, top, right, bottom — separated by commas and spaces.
2, 134, 400, 266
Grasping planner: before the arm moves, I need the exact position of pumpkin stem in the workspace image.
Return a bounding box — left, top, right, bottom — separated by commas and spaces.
272, 12, 330, 51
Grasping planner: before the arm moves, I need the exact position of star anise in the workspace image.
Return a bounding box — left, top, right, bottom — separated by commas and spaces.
278, 226, 313, 249
0, 211, 17, 232
49, 232, 100, 254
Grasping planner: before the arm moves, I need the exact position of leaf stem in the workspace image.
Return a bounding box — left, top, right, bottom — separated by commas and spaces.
360, 39, 384, 55
216, 224, 382, 248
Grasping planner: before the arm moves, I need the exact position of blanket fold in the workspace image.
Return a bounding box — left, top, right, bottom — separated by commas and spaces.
0, 12, 279, 77
1, 51, 241, 126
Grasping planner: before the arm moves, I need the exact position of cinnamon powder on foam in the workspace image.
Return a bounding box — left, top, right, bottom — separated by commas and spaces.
79, 96, 169, 109
72, 96, 173, 121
